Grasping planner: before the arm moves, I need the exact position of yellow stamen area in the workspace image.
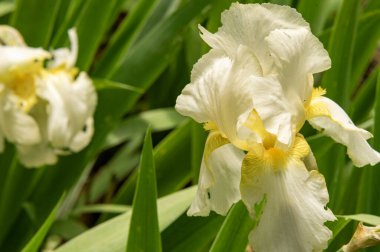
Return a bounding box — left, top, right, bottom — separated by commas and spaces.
242, 135, 310, 174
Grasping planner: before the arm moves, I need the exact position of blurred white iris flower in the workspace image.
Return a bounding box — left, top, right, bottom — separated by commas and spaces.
175, 3, 380, 252
0, 25, 96, 168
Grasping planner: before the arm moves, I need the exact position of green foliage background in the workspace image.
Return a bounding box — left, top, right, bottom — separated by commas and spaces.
0, 0, 379, 251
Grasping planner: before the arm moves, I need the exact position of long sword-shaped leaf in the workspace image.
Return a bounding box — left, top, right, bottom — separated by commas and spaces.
55, 187, 197, 252
21, 194, 64, 252
11, 0, 61, 47
126, 128, 161, 252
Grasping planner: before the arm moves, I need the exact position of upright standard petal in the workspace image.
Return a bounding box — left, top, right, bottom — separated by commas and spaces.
307, 96, 380, 167
188, 137, 244, 216
199, 3, 309, 74
176, 47, 261, 148
240, 137, 335, 252
48, 28, 78, 69
266, 27, 331, 103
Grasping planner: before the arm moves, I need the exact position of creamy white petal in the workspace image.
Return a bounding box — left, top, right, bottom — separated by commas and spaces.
69, 117, 94, 152
307, 96, 380, 167
48, 28, 78, 69
188, 143, 244, 216
0, 46, 50, 77
176, 47, 260, 148
199, 3, 308, 74
249, 76, 296, 148
266, 27, 331, 103
0, 94, 40, 145
36, 71, 96, 150
241, 155, 335, 252
16, 143, 57, 168
0, 25, 26, 46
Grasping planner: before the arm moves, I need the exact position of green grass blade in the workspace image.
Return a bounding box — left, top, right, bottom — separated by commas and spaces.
55, 187, 197, 252
351, 10, 380, 93
21, 194, 64, 252
93, 0, 158, 78
126, 128, 162, 252
113, 120, 192, 206
161, 213, 224, 252
0, 2, 14, 17
338, 214, 380, 226
11, 0, 61, 47
321, 0, 360, 108
296, 0, 337, 34
209, 201, 254, 252
73, 0, 115, 71
372, 69, 380, 212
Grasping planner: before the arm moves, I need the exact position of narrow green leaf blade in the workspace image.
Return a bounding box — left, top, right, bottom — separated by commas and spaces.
11, 0, 61, 47
338, 214, 380, 226
126, 128, 161, 252
21, 194, 64, 252
55, 187, 197, 252
321, 0, 360, 107
209, 201, 254, 252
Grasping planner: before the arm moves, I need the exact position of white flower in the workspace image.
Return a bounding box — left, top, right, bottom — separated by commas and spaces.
175, 3, 380, 251
0, 26, 97, 167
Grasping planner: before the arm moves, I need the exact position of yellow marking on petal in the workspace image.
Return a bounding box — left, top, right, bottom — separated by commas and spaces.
203, 121, 218, 131
289, 135, 310, 160
312, 86, 326, 99
306, 101, 331, 119
245, 110, 276, 149
204, 131, 230, 172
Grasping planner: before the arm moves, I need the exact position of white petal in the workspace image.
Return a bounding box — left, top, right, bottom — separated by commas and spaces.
241, 156, 335, 252
176, 46, 260, 148
0, 46, 50, 77
188, 143, 244, 216
36, 71, 96, 151
0, 25, 26, 46
48, 28, 78, 69
249, 76, 300, 148
199, 3, 309, 74
69, 117, 94, 152
0, 94, 40, 145
308, 96, 380, 167
266, 27, 331, 102
17, 143, 57, 168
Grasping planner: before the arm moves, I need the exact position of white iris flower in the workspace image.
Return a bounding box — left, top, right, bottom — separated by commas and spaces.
175, 3, 380, 251
0, 25, 96, 167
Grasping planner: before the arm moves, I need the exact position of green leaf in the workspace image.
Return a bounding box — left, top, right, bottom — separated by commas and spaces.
321, 0, 360, 108
73, 0, 116, 71
93, 79, 143, 93
93, 0, 158, 77
21, 194, 64, 252
126, 128, 162, 252
0, 2, 14, 17
209, 201, 254, 252
55, 187, 197, 252
338, 214, 380, 226
351, 10, 380, 92
327, 217, 352, 245
73, 204, 131, 215
113, 120, 192, 206
296, 0, 339, 35
11, 0, 61, 47
161, 213, 224, 252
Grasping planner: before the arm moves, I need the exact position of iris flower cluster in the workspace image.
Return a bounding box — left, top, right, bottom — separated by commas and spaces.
0, 25, 96, 167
